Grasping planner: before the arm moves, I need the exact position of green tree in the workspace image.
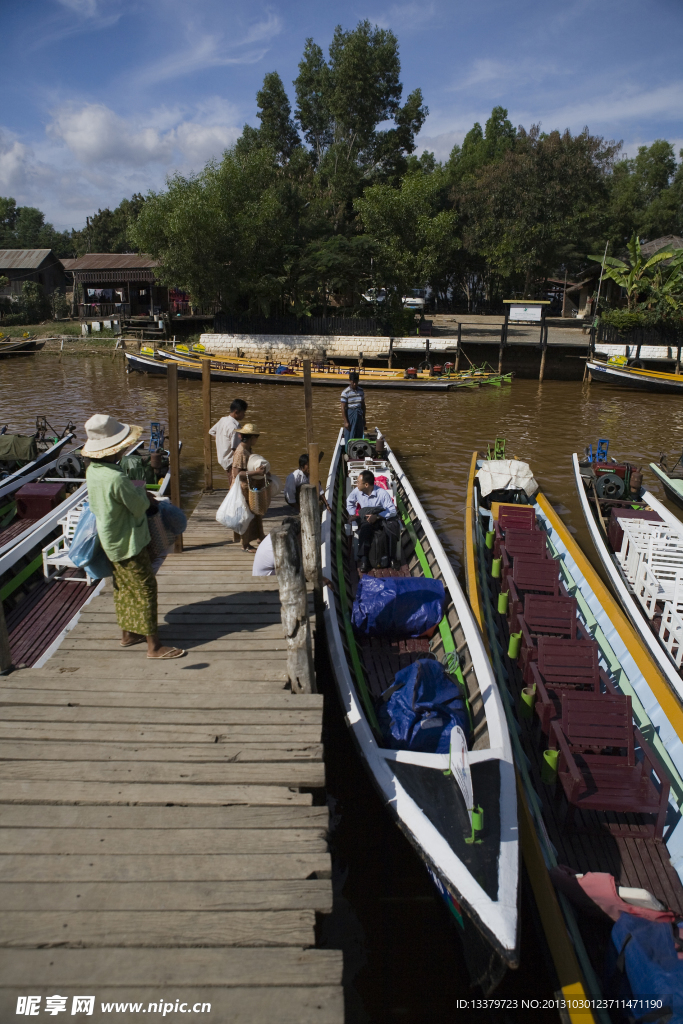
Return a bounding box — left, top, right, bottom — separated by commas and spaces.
0, 197, 73, 256
446, 106, 516, 184
588, 233, 676, 311
72, 195, 146, 255
608, 141, 681, 246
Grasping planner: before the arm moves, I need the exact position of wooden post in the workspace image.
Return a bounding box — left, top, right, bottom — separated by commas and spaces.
300, 484, 323, 633
167, 362, 183, 553
0, 600, 12, 675
303, 360, 314, 445
387, 337, 394, 369
539, 323, 548, 382
272, 520, 315, 693
676, 346, 681, 376
202, 357, 212, 491
454, 322, 462, 371
498, 323, 505, 374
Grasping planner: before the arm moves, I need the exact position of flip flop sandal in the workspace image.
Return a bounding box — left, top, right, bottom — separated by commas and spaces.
120, 636, 145, 647
147, 647, 186, 660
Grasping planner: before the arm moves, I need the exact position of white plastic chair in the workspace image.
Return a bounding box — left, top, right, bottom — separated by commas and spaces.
660, 602, 683, 668
42, 502, 94, 584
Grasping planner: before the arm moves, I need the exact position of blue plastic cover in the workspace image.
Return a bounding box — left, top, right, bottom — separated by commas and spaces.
159, 500, 187, 535
611, 914, 683, 1023
379, 658, 470, 753
351, 576, 446, 639
68, 502, 113, 579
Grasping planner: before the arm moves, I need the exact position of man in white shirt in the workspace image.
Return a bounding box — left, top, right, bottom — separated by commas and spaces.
209, 399, 247, 482
340, 372, 366, 445
252, 531, 275, 576
284, 454, 310, 507
346, 469, 400, 572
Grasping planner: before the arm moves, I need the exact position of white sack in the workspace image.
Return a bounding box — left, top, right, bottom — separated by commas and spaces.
247, 454, 270, 473
475, 459, 538, 498
216, 477, 254, 534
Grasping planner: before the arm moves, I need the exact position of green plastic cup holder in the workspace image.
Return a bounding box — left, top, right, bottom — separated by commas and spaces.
507, 631, 522, 659
465, 805, 485, 844
491, 557, 502, 579
485, 530, 495, 550
520, 684, 536, 719
497, 591, 509, 614
541, 748, 560, 785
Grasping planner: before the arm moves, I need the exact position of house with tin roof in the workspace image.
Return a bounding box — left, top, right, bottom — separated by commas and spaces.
66, 253, 164, 318
0, 249, 66, 300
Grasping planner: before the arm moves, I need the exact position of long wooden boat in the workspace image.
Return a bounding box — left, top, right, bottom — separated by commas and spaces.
0, 338, 46, 358
321, 428, 519, 989
0, 430, 173, 669
573, 447, 683, 702
466, 445, 683, 1015
0, 433, 76, 504
587, 358, 683, 394
127, 349, 510, 390
648, 459, 683, 509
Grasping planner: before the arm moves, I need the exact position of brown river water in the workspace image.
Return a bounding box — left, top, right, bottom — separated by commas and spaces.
3, 352, 683, 1021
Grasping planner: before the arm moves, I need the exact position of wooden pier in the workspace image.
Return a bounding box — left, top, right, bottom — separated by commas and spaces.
0, 493, 342, 1022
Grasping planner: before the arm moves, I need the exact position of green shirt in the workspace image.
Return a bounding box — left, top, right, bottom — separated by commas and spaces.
86, 460, 151, 562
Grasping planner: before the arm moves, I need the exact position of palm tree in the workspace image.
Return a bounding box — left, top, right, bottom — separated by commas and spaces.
588, 234, 675, 311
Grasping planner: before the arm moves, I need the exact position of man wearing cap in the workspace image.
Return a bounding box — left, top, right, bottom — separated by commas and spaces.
84, 414, 185, 659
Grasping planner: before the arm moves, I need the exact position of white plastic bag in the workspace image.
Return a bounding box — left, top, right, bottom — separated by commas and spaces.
216, 478, 254, 534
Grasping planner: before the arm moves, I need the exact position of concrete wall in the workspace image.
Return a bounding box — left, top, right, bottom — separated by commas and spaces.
201, 334, 389, 361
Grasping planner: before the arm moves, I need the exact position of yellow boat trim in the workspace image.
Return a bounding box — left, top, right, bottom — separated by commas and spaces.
595, 361, 683, 382
536, 493, 683, 738
161, 355, 477, 383
466, 454, 594, 1019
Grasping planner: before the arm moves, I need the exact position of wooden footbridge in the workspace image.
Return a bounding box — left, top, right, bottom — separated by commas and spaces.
0, 492, 342, 1022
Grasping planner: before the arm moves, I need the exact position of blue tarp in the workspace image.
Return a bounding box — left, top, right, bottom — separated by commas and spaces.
609, 914, 683, 1023
68, 501, 113, 579
159, 500, 187, 535
379, 658, 470, 753
351, 576, 446, 639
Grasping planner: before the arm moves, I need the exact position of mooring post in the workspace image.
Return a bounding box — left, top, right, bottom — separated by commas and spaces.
498, 323, 505, 374
272, 519, 315, 693
0, 600, 12, 675
167, 362, 183, 553
201, 356, 213, 491
539, 322, 548, 382
677, 346, 682, 376
303, 360, 314, 445
454, 322, 462, 371
300, 483, 323, 634
387, 337, 394, 369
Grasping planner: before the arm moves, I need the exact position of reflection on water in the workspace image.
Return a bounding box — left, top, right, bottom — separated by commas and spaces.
3, 353, 683, 1018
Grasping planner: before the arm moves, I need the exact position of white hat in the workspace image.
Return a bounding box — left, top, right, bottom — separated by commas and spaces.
82, 414, 143, 457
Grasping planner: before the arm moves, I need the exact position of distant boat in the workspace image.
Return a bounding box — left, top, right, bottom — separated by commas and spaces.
649, 459, 683, 509
0, 338, 46, 358
587, 358, 683, 393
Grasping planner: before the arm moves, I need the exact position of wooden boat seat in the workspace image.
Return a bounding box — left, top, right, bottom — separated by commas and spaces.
527, 637, 604, 733
494, 504, 537, 542
517, 595, 578, 670
550, 691, 670, 840
506, 557, 561, 629
499, 529, 548, 571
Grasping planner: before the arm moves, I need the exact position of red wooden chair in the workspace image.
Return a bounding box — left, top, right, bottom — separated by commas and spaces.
527, 637, 602, 732
499, 529, 548, 574
494, 504, 537, 544
507, 558, 561, 631
550, 691, 670, 840
517, 595, 578, 670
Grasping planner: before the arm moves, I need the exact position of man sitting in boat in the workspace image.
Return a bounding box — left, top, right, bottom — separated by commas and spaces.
208, 398, 247, 484
284, 454, 311, 509
341, 373, 366, 445
346, 469, 400, 573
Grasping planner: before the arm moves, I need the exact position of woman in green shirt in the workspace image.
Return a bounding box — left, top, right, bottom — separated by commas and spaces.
84, 414, 185, 660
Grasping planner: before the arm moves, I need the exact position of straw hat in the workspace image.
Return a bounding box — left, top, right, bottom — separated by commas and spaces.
237, 423, 261, 437
82, 414, 143, 458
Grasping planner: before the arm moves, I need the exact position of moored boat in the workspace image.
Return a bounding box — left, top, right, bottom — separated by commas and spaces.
467, 442, 683, 1011
321, 428, 519, 989
587, 358, 683, 394
649, 457, 683, 510
0, 337, 46, 358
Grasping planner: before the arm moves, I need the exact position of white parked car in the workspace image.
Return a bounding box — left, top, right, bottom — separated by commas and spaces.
362, 287, 387, 304
402, 288, 427, 311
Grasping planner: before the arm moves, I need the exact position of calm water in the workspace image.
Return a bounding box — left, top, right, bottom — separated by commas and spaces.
3, 352, 683, 1021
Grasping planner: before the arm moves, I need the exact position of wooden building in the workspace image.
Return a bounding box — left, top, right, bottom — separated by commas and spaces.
66, 253, 166, 318
0, 249, 66, 301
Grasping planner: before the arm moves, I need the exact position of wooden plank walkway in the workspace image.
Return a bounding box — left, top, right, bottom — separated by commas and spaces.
0, 493, 343, 1023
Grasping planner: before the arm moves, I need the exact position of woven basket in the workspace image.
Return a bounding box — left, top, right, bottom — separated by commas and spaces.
247, 473, 271, 515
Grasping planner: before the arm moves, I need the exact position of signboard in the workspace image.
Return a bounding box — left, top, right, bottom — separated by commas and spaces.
508, 303, 543, 322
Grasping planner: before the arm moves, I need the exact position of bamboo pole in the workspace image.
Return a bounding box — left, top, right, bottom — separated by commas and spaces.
167, 362, 183, 553
272, 520, 315, 693
202, 357, 212, 491
303, 360, 314, 445
0, 600, 12, 675
300, 483, 323, 635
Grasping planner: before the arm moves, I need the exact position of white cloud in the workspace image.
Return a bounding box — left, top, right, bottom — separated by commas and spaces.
56, 0, 99, 13
0, 131, 32, 191
48, 104, 174, 166
374, 2, 436, 31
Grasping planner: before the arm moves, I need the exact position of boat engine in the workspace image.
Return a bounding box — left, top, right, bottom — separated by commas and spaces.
53, 453, 85, 479
595, 472, 626, 499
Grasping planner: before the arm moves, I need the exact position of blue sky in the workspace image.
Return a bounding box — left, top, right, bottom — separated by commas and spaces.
2, 0, 682, 230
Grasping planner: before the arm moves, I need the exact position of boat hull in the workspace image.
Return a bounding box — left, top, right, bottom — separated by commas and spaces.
126, 351, 458, 390
648, 461, 683, 509
587, 360, 683, 393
